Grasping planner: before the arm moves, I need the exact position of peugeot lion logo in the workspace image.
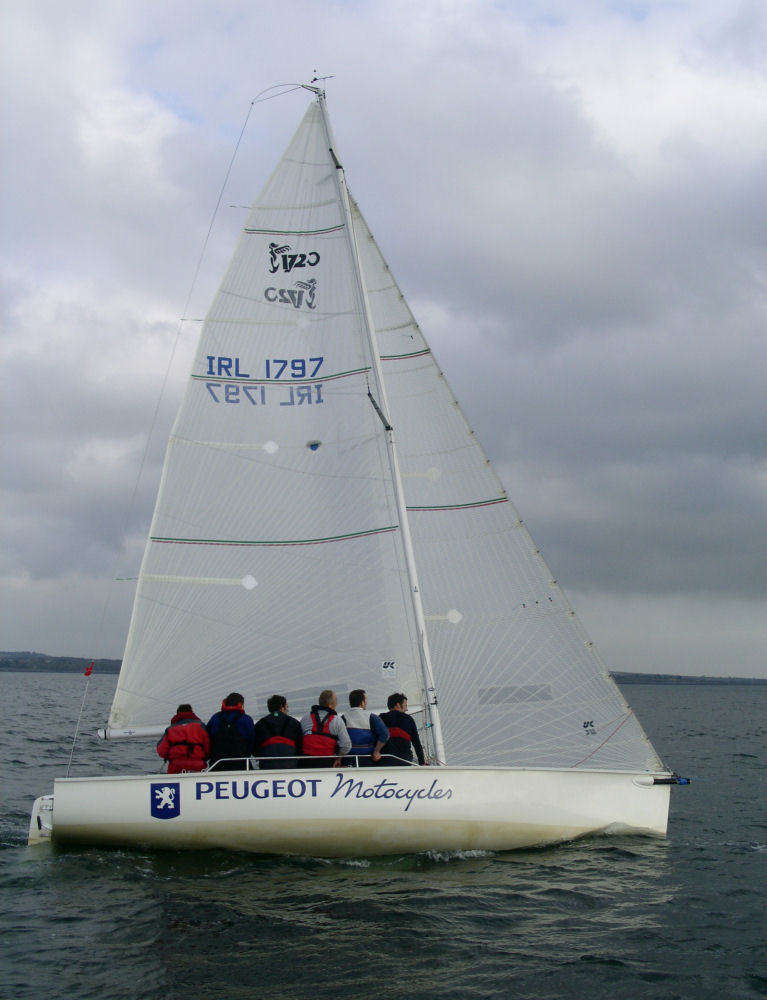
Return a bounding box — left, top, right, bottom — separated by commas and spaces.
150, 782, 181, 819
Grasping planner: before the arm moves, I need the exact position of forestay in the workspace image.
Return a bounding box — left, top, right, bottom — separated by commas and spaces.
109, 94, 664, 776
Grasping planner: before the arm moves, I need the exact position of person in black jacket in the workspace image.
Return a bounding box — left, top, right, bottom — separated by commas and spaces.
380, 693, 425, 766
207, 692, 255, 770
253, 695, 303, 769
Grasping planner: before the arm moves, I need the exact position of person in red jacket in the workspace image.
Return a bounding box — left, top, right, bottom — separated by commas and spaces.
156, 704, 210, 773
299, 690, 351, 768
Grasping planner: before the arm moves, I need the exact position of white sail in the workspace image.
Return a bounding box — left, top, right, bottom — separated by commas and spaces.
109, 100, 427, 743
351, 200, 662, 771
109, 94, 664, 776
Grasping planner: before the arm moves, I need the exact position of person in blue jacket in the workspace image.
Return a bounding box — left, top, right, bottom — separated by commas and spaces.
207, 692, 255, 770
342, 689, 389, 766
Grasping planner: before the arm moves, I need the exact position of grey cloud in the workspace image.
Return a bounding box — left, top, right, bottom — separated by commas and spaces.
1, 1, 766, 674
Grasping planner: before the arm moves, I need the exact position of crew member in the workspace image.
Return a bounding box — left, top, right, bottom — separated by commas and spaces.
156, 704, 210, 773
342, 689, 389, 766
299, 689, 351, 767
207, 692, 255, 770
253, 694, 302, 769
380, 693, 425, 766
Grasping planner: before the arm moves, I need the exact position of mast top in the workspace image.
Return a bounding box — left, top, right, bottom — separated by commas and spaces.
302, 73, 334, 100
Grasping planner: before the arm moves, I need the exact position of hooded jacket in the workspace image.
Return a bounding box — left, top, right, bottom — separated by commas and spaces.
207, 704, 256, 768
156, 711, 210, 773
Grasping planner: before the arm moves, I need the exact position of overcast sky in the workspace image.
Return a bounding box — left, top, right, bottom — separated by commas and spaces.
2, 0, 766, 678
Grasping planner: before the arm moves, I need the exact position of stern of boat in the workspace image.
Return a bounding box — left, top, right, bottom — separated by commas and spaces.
28, 794, 54, 845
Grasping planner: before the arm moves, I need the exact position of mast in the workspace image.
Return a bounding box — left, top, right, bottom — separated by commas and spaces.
308, 86, 447, 765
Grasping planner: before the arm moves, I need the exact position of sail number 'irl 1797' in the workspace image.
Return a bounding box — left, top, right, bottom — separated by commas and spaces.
204, 356, 325, 379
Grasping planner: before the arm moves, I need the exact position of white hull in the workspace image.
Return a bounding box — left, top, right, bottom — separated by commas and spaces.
29, 766, 670, 856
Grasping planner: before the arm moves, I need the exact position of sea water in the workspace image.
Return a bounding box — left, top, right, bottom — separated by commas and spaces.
0, 672, 765, 1000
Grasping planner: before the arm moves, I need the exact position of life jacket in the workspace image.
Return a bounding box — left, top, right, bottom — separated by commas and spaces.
260, 714, 297, 755
386, 726, 412, 743
302, 707, 338, 757
157, 713, 209, 772
342, 707, 376, 756
210, 709, 248, 764
380, 710, 416, 763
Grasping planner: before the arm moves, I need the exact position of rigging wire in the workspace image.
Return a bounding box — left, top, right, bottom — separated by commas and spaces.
66, 665, 93, 777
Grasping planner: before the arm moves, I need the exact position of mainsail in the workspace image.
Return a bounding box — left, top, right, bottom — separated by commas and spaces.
109, 93, 664, 776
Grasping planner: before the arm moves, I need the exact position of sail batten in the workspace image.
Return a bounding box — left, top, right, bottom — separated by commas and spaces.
150, 527, 399, 546
190, 369, 373, 384
244, 224, 345, 235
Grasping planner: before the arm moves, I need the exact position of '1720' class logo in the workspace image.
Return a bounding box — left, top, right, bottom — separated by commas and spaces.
268, 242, 320, 273
264, 279, 317, 310
150, 782, 181, 819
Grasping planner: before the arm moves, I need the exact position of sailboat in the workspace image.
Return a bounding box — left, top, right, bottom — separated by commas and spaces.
29, 85, 679, 856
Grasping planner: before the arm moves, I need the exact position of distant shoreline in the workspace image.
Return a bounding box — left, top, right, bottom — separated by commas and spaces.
1, 651, 765, 685
0, 652, 121, 674
612, 671, 767, 685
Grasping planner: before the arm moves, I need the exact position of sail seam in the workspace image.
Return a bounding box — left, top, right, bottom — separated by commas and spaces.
150, 526, 398, 547
380, 348, 431, 360
190, 367, 371, 385
407, 497, 509, 512
244, 224, 344, 236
